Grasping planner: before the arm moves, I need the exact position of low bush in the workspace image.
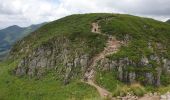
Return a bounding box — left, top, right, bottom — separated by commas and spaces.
130, 83, 146, 96
112, 83, 146, 97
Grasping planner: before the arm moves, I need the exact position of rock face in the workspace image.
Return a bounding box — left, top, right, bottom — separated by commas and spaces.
97, 56, 170, 86
14, 31, 169, 87
163, 59, 170, 73
14, 37, 93, 84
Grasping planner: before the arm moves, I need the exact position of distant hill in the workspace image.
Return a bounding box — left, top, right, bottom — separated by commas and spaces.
0, 23, 46, 60
166, 19, 170, 23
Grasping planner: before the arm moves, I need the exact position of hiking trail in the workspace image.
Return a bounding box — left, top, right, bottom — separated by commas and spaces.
83, 21, 121, 98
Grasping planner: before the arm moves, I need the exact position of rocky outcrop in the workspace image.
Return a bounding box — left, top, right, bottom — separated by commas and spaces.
14, 37, 93, 84
96, 54, 170, 86
163, 59, 170, 73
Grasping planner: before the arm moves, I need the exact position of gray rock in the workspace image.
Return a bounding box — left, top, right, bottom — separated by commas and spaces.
155, 67, 162, 86
129, 72, 136, 83
145, 73, 154, 84
80, 55, 88, 67
141, 56, 149, 66
15, 67, 26, 76
163, 59, 170, 73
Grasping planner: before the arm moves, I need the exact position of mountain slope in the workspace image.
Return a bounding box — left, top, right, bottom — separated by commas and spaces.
4, 13, 170, 99
0, 23, 45, 60
166, 19, 170, 23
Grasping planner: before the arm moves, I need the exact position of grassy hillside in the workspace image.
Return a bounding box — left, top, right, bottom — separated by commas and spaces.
0, 61, 100, 100
2, 13, 170, 99
10, 14, 114, 58
11, 14, 170, 60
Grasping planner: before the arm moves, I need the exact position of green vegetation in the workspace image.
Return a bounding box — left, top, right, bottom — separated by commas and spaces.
100, 14, 170, 41
0, 62, 100, 100
11, 13, 170, 61
92, 13, 170, 96
101, 14, 170, 87
112, 84, 146, 97
95, 70, 122, 92
107, 40, 153, 62
161, 74, 170, 86
11, 14, 112, 59
100, 14, 170, 60
2, 13, 170, 99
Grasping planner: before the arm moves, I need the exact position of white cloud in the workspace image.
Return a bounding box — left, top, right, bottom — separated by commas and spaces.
0, 0, 170, 29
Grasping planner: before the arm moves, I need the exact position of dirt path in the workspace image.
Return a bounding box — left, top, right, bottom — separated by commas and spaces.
83, 22, 121, 99
85, 80, 111, 98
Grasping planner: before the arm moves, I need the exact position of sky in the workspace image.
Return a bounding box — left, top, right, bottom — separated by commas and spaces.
0, 0, 170, 29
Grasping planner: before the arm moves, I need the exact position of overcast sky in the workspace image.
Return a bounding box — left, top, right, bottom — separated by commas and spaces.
0, 0, 170, 29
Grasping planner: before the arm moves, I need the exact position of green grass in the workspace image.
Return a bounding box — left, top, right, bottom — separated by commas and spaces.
95, 70, 123, 92
11, 14, 111, 59
0, 62, 100, 100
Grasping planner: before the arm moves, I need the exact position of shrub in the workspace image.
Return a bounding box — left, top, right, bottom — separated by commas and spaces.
112, 85, 130, 97
130, 83, 146, 96
161, 74, 170, 86
112, 83, 146, 97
